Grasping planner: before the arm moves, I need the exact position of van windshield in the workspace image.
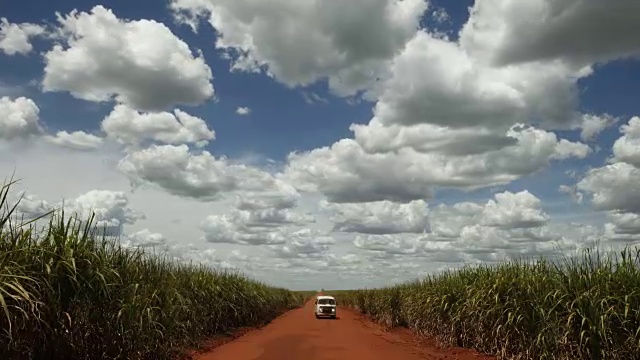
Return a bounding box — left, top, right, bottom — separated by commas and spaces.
318, 298, 335, 305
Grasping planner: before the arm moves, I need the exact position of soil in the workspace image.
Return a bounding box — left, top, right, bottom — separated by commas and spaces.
192, 296, 496, 360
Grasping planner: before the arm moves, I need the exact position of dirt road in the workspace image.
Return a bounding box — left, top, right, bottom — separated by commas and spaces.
195, 297, 495, 360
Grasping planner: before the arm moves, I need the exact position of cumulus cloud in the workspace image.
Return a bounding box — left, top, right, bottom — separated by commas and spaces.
612, 116, 640, 167
199, 174, 314, 247
13, 192, 53, 221
480, 191, 549, 229
0, 96, 105, 151
429, 190, 550, 238
0, 96, 43, 140
199, 209, 309, 246
10, 189, 143, 236
327, 190, 559, 264
44, 131, 103, 151
371, 31, 590, 131
170, 0, 427, 96
352, 121, 517, 156
347, 191, 594, 263
0, 17, 46, 55
577, 162, 640, 214
283, 125, 589, 203
354, 234, 420, 255
459, 0, 640, 68
234, 181, 300, 211
63, 190, 145, 233
121, 229, 167, 249
577, 118, 640, 216
199, 177, 314, 247
431, 7, 450, 24
278, 16, 592, 204
118, 144, 284, 200
101, 104, 215, 148
559, 184, 583, 204
580, 113, 618, 141
573, 116, 640, 243
42, 5, 214, 111
606, 212, 640, 236
270, 229, 335, 259
323, 199, 429, 234
235, 106, 251, 115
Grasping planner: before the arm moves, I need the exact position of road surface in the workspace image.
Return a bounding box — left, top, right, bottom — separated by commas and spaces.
194, 297, 495, 360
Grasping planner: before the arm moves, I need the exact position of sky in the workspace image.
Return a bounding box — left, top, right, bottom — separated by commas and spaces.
1, 0, 640, 290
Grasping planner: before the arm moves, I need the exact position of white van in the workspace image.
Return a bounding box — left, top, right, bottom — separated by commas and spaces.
314, 295, 337, 319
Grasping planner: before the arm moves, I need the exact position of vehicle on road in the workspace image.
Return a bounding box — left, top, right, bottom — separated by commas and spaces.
314, 295, 337, 319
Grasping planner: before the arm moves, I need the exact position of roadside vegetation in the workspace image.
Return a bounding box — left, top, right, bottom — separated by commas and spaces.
330, 248, 640, 359
0, 179, 303, 360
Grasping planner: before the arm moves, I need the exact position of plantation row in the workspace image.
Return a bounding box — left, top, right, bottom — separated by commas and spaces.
0, 181, 303, 360
330, 249, 640, 360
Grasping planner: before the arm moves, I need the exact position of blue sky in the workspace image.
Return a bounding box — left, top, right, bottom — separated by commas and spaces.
1, 0, 639, 289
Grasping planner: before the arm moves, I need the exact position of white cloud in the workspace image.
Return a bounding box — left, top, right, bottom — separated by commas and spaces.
280, 26, 589, 205
118, 144, 283, 200
283, 125, 589, 203
352, 120, 518, 155
270, 229, 335, 259
200, 210, 298, 246
0, 96, 105, 151
13, 192, 53, 221
480, 191, 549, 229
0, 17, 45, 55
0, 96, 43, 140
63, 189, 145, 233
370, 31, 589, 131
354, 234, 420, 255
580, 113, 618, 141
322, 199, 429, 234
460, 0, 640, 67
347, 195, 592, 263
559, 184, 583, 204
42, 5, 214, 111
121, 229, 167, 249
234, 181, 300, 211
612, 116, 640, 168
170, 0, 427, 96
577, 162, 640, 214
576, 117, 640, 218
101, 104, 215, 148
199, 180, 314, 246
44, 131, 103, 151
552, 138, 591, 160
606, 212, 640, 236
235, 106, 251, 115
10, 188, 144, 236
431, 8, 450, 24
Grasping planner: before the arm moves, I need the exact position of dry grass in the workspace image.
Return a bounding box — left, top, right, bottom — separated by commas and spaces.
0, 178, 303, 359
330, 250, 640, 359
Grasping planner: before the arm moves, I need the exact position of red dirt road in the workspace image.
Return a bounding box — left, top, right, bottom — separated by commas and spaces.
195, 298, 495, 360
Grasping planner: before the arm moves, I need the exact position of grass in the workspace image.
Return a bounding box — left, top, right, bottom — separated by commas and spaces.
0, 178, 304, 360
328, 249, 640, 359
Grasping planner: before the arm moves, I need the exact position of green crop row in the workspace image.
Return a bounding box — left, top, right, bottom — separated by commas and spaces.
0, 179, 304, 359
331, 249, 640, 359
